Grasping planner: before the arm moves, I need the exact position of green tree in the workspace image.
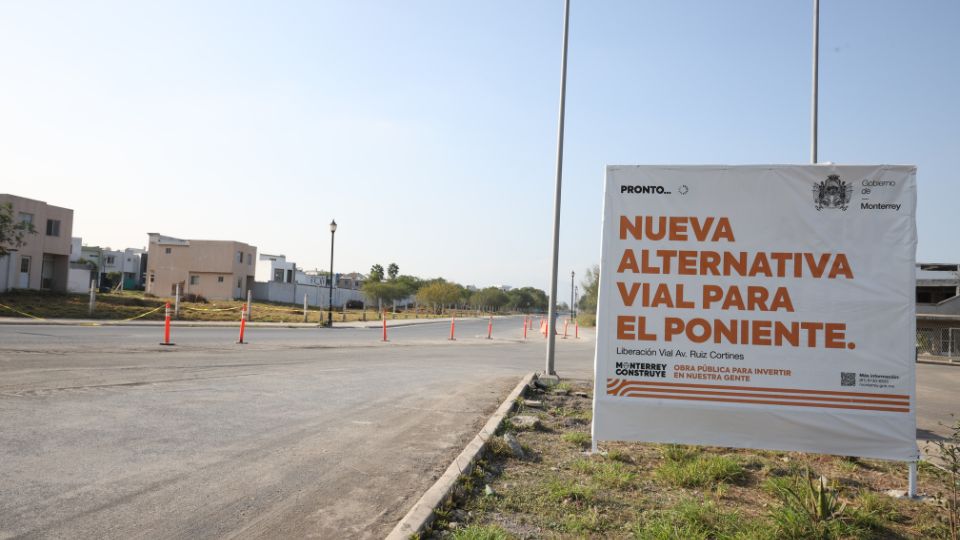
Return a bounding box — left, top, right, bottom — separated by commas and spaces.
0, 203, 35, 258
470, 287, 509, 312
362, 281, 406, 312
578, 265, 600, 315
387, 262, 399, 280
369, 264, 385, 282
393, 274, 422, 296
416, 281, 461, 314
505, 287, 548, 312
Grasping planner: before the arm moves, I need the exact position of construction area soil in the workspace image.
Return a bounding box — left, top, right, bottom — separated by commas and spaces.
427, 380, 958, 539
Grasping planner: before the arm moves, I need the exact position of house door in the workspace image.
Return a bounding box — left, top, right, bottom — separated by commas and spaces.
18, 256, 30, 288
41, 255, 54, 289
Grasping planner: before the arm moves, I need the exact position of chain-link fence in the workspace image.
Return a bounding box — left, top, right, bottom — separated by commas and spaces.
916, 327, 959, 358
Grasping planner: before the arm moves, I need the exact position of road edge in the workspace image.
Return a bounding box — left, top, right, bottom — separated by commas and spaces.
385, 371, 537, 540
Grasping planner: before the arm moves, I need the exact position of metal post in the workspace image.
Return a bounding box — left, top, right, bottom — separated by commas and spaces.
328, 220, 336, 327
908, 461, 917, 498
810, 0, 819, 164
246, 289, 252, 322
174, 282, 180, 318
303, 293, 308, 323
545, 0, 571, 377
570, 271, 575, 319
88, 279, 96, 315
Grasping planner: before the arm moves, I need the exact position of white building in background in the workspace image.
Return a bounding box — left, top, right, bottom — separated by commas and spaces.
252, 253, 367, 307
76, 241, 146, 290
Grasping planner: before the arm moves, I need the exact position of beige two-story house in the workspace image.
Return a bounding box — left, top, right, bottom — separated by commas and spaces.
145, 233, 256, 301
0, 194, 74, 292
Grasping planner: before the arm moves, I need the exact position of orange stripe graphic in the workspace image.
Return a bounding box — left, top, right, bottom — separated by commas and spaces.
612, 384, 908, 406
606, 378, 908, 400
617, 390, 910, 413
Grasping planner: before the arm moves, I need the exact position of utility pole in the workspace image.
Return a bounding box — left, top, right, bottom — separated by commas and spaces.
811, 0, 819, 164
545, 0, 571, 378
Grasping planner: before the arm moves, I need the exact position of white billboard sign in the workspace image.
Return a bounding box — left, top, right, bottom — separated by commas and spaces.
592, 165, 917, 461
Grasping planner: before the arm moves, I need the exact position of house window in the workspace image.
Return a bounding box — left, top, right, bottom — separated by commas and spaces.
190, 275, 199, 285
218, 276, 224, 283
165, 247, 172, 254
20, 257, 30, 272
247, 253, 252, 265
150, 274, 155, 283
237, 279, 242, 288
237, 251, 243, 263
18, 213, 34, 226
105, 256, 115, 265
274, 269, 284, 282
45, 219, 60, 237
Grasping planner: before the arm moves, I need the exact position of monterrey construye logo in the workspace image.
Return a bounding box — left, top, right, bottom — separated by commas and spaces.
813, 174, 853, 211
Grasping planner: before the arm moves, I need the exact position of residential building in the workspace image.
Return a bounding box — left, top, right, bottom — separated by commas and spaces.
915, 263, 960, 358
145, 233, 256, 300
337, 272, 364, 291
256, 253, 297, 284
0, 194, 73, 292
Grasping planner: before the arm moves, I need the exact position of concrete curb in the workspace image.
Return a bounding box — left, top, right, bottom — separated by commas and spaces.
385, 371, 537, 540
917, 358, 958, 367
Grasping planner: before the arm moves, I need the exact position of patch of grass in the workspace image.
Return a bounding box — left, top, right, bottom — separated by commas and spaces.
634, 498, 776, 540
553, 382, 572, 395
661, 444, 700, 463
542, 478, 596, 505
656, 454, 745, 488
561, 431, 591, 449
558, 506, 609, 533
571, 459, 636, 490
847, 490, 905, 532
765, 471, 871, 540
606, 448, 634, 463
0, 289, 511, 323
550, 406, 591, 422
450, 524, 514, 540
576, 312, 596, 327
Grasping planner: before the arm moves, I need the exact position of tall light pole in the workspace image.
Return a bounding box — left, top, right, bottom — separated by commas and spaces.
811, 0, 819, 164
574, 285, 579, 319
545, 0, 571, 378
327, 219, 337, 327
570, 270, 575, 318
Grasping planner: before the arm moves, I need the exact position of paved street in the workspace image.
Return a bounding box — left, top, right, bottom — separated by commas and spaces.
0, 318, 956, 538
0, 316, 593, 538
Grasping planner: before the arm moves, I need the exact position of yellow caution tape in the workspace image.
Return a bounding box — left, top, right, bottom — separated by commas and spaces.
181, 305, 242, 312
122, 305, 164, 321
0, 302, 45, 320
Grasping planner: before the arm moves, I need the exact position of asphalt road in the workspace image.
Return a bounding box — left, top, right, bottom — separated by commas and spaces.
0, 319, 956, 538
0, 317, 594, 539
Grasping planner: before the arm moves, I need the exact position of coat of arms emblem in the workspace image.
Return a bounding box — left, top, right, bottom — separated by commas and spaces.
813, 174, 852, 211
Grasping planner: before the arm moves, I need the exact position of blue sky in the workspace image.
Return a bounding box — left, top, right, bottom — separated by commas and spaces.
1, 1, 957, 291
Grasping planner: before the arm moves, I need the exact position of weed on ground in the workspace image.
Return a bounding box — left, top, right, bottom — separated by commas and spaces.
425, 380, 957, 539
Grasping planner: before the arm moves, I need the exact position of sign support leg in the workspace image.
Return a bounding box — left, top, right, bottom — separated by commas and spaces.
908, 461, 917, 498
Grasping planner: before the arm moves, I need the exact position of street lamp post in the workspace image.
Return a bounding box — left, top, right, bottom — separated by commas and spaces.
327, 220, 337, 327
574, 285, 579, 320
570, 270, 575, 319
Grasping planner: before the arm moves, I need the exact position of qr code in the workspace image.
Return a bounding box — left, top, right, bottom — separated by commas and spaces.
840, 372, 856, 387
